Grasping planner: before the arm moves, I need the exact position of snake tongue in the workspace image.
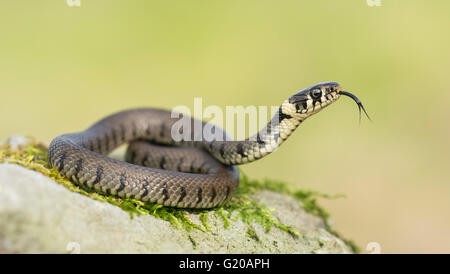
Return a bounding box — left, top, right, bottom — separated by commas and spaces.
340, 91, 372, 123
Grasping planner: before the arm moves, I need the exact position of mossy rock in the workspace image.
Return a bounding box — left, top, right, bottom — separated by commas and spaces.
0, 136, 358, 253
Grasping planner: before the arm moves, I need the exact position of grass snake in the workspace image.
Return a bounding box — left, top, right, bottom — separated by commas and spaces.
48, 82, 369, 208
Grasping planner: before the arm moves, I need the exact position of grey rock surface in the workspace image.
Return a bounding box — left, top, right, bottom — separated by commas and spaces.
2, 135, 29, 150
0, 163, 353, 254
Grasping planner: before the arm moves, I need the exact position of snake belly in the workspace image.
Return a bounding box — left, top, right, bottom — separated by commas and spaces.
48, 82, 345, 208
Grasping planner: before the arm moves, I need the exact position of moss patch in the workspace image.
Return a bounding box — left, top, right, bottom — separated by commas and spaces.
0, 138, 359, 253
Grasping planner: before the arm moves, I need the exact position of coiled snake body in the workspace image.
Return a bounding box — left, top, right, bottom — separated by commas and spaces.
49, 82, 368, 208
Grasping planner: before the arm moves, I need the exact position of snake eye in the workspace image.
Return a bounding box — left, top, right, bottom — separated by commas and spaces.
311, 89, 322, 99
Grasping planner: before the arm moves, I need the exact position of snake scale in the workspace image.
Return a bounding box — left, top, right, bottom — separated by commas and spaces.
49, 82, 369, 208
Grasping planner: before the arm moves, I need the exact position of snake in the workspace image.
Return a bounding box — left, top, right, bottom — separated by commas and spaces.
48, 82, 369, 208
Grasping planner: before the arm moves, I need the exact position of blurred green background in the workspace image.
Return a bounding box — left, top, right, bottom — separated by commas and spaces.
1, 0, 450, 253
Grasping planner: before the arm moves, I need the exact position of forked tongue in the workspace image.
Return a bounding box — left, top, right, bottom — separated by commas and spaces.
340, 91, 372, 123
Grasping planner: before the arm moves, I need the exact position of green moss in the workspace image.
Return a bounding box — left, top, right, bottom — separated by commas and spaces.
199, 211, 212, 232
188, 235, 197, 248
0, 138, 359, 253
222, 181, 300, 238
216, 208, 230, 229
246, 226, 260, 241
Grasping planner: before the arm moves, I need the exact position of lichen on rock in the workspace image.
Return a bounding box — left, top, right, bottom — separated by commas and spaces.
0, 136, 358, 253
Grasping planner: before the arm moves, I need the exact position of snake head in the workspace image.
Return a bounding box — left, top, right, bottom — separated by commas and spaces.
287, 82, 342, 117
286, 81, 370, 122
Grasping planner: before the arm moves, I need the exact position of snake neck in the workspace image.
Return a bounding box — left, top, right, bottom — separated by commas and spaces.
207, 100, 305, 165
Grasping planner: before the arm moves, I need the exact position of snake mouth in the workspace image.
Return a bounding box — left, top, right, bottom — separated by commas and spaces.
340, 91, 371, 122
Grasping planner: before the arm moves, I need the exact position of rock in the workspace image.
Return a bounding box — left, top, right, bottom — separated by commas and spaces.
0, 136, 355, 254
3, 135, 30, 150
